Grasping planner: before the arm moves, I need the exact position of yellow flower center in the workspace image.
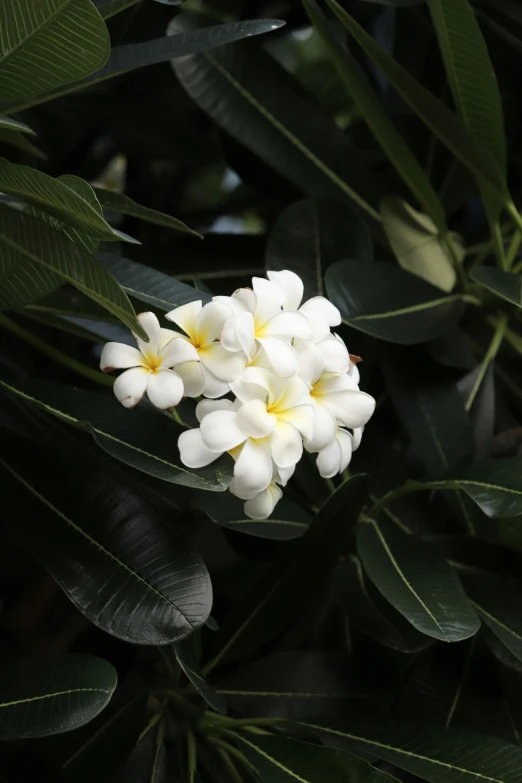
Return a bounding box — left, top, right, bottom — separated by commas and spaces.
143, 354, 162, 373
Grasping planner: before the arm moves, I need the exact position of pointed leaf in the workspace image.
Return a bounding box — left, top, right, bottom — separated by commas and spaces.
0, 655, 116, 740
174, 640, 226, 714
94, 188, 200, 236
470, 266, 522, 308
0, 116, 33, 133
448, 458, 522, 517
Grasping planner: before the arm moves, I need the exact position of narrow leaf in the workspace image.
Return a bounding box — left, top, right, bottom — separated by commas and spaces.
94, 188, 200, 236
470, 266, 522, 308
448, 458, 522, 517
174, 641, 226, 714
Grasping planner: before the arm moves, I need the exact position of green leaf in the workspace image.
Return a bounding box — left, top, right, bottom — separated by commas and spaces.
0, 0, 110, 105
333, 557, 432, 652
0, 116, 33, 133
303, 0, 446, 230
57, 174, 104, 254
205, 475, 369, 672
0, 160, 120, 240
324, 0, 507, 195
97, 252, 211, 311
448, 458, 522, 518
0, 372, 231, 491
174, 640, 226, 714
0, 205, 145, 338
299, 720, 522, 783
217, 652, 385, 719
0, 654, 116, 740
357, 519, 480, 641
1, 19, 285, 114
325, 259, 467, 344
381, 197, 458, 292
266, 198, 373, 300
0, 259, 62, 311
0, 128, 45, 158
94, 0, 149, 19
238, 734, 399, 783
171, 16, 382, 222
470, 266, 522, 308
197, 490, 310, 540
0, 440, 212, 645
116, 727, 169, 783
93, 188, 200, 237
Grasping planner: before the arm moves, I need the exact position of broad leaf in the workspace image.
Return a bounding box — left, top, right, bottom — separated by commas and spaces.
174, 640, 226, 714
304, 0, 446, 230
217, 652, 385, 719
0, 205, 146, 338
326, 260, 466, 344
448, 458, 522, 518
0, 655, 116, 740
238, 734, 399, 783
470, 266, 522, 308
0, 440, 212, 645
205, 475, 369, 672
357, 519, 480, 641
324, 0, 506, 195
0, 0, 110, 105
0, 372, 231, 491
171, 16, 382, 221
94, 188, 200, 236
266, 198, 373, 300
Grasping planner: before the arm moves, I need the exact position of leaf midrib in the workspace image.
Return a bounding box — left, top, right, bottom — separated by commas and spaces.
0, 0, 72, 69
0, 687, 109, 709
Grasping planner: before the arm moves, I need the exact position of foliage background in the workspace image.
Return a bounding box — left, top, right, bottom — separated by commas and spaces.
3, 0, 522, 780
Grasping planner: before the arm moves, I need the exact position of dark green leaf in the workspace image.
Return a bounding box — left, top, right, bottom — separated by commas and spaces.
94, 0, 148, 19
0, 116, 33, 133
174, 640, 226, 714
0, 440, 212, 645
304, 0, 446, 229
470, 266, 522, 308
326, 260, 466, 344
0, 655, 116, 740
448, 458, 522, 518
266, 198, 373, 301
0, 372, 231, 491
171, 16, 382, 222
116, 726, 169, 783
93, 188, 200, 237
357, 519, 480, 641
197, 490, 310, 540
0, 0, 110, 105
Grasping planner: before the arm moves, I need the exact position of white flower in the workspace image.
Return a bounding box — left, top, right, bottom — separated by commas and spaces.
244, 482, 283, 520
165, 300, 246, 397
267, 269, 342, 342
316, 426, 363, 478
100, 311, 202, 409
215, 277, 313, 377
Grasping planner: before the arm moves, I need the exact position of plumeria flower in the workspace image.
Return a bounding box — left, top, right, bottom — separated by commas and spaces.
215, 277, 313, 377
316, 426, 363, 478
297, 342, 375, 452
100, 312, 203, 409
267, 269, 342, 342
230, 462, 294, 520
165, 300, 246, 397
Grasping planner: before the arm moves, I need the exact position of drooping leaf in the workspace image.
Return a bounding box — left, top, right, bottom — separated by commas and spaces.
0, 205, 146, 338
93, 188, 200, 237
0, 439, 212, 645
303, 0, 446, 230
174, 640, 226, 714
205, 475, 369, 672
265, 198, 373, 300
0, 116, 33, 133
0, 0, 110, 105
171, 15, 382, 221
325, 259, 467, 344
470, 266, 522, 308
357, 519, 480, 641
0, 371, 231, 491
0, 655, 116, 740
448, 458, 522, 518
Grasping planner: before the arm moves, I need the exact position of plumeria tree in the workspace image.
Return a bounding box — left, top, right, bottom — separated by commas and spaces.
3, 0, 522, 781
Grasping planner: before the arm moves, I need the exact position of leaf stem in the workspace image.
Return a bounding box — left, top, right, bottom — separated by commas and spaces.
368, 480, 459, 518
444, 233, 467, 290
215, 747, 244, 783
208, 736, 259, 777
505, 230, 522, 270
187, 726, 197, 783
465, 312, 508, 412
137, 710, 163, 743
492, 222, 508, 271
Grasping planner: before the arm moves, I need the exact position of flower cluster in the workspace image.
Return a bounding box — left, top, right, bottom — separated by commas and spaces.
101, 271, 376, 519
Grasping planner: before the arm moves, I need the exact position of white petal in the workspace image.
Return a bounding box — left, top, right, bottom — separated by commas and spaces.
319, 335, 350, 374
314, 373, 359, 395
262, 310, 313, 340
337, 428, 354, 472
295, 341, 324, 387
267, 270, 303, 311
202, 370, 231, 399
244, 483, 283, 520
230, 372, 272, 405
234, 438, 273, 495
229, 476, 259, 500
200, 410, 247, 452
304, 404, 338, 452
100, 342, 143, 372
278, 403, 315, 442
196, 397, 237, 423
113, 366, 149, 409
352, 427, 363, 451
252, 277, 286, 323
303, 311, 330, 342
237, 399, 276, 438
349, 363, 361, 385
159, 327, 183, 350
200, 342, 246, 382
233, 287, 257, 313
165, 300, 201, 339
257, 336, 298, 378
322, 389, 376, 429
159, 337, 199, 367
196, 301, 231, 344
275, 463, 295, 486
316, 439, 342, 478
178, 428, 219, 468
270, 420, 303, 468
276, 374, 313, 411
146, 369, 184, 409
135, 311, 161, 356
175, 361, 206, 397
213, 294, 249, 314
221, 312, 256, 357
301, 296, 341, 326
